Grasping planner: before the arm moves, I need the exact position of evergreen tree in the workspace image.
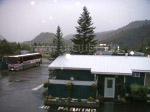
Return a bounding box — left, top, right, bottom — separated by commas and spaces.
52, 26, 64, 58
34, 42, 37, 46
71, 6, 97, 54
17, 42, 21, 49
122, 45, 129, 53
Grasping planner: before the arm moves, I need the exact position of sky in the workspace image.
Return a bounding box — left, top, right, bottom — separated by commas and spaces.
0, 0, 150, 42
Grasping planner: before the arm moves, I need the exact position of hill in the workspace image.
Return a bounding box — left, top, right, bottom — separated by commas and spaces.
102, 24, 150, 48
64, 30, 115, 43
23, 20, 150, 48
23, 32, 56, 45
120, 20, 150, 30
23, 32, 70, 45
64, 20, 150, 48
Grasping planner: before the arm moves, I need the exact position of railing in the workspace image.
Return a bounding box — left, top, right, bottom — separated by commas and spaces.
48, 79, 96, 86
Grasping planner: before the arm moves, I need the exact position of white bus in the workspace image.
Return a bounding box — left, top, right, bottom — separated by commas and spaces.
7, 53, 42, 71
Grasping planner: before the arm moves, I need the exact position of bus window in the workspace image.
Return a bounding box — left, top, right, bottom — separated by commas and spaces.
20, 57, 23, 63
23, 56, 28, 61
37, 54, 42, 58
16, 58, 20, 64
35, 55, 38, 59
8, 57, 21, 64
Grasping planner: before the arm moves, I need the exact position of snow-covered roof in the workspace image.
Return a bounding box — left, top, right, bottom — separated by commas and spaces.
48, 55, 150, 76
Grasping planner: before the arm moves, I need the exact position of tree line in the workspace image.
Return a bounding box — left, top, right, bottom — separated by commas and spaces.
0, 39, 31, 55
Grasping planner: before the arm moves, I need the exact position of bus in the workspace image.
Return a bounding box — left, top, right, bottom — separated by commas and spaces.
7, 53, 42, 71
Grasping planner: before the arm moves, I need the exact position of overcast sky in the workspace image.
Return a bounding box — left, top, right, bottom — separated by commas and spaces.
0, 0, 150, 42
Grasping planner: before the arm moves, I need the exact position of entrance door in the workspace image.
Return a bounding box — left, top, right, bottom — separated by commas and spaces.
104, 78, 115, 98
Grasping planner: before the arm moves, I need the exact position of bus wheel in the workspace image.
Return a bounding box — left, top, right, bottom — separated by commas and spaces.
36, 63, 40, 67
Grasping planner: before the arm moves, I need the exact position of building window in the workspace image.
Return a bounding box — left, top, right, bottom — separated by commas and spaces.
133, 73, 140, 78
107, 80, 113, 88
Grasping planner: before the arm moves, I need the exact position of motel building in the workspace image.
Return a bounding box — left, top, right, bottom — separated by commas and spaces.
45, 54, 150, 109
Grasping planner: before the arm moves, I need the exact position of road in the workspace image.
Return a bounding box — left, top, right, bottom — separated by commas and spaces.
0, 59, 50, 112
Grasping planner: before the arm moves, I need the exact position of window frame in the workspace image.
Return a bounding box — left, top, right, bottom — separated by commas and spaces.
133, 72, 140, 78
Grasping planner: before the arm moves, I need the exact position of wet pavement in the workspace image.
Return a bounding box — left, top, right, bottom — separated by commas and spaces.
0, 59, 50, 112
0, 59, 150, 112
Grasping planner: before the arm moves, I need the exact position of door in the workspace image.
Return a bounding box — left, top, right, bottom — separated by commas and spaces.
104, 78, 115, 98
145, 73, 150, 86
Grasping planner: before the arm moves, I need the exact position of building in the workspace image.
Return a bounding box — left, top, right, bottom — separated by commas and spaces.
96, 44, 110, 51
46, 55, 150, 108
94, 51, 114, 55
34, 46, 55, 56
21, 50, 30, 54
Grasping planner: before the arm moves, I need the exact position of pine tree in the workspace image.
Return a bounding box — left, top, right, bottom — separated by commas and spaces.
52, 26, 64, 58
71, 6, 97, 54
34, 42, 37, 46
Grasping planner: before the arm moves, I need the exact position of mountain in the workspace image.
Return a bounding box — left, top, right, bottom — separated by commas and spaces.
24, 20, 150, 48
0, 34, 5, 40
64, 30, 115, 43
96, 20, 150, 43
23, 32, 69, 45
120, 20, 150, 30
102, 24, 150, 48
23, 32, 56, 45
64, 20, 150, 48
63, 34, 74, 41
